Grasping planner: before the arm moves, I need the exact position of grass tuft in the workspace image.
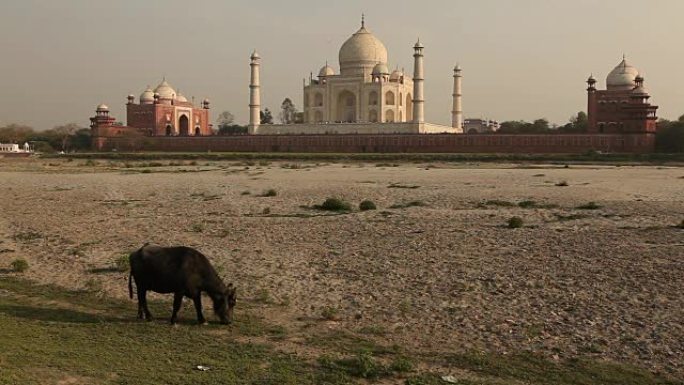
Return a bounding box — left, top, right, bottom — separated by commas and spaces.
11, 258, 29, 273
315, 198, 352, 212
577, 202, 601, 210
113, 254, 129, 272
508, 216, 524, 229
359, 200, 377, 211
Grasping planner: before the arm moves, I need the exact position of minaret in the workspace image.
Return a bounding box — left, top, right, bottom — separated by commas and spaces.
412, 39, 425, 123
452, 65, 463, 129
586, 74, 597, 133
248, 50, 261, 135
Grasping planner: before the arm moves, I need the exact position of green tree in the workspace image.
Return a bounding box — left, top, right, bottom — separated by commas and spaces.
279, 98, 297, 124
260, 108, 274, 124
52, 123, 82, 151
218, 125, 248, 135
0, 124, 35, 143
216, 111, 235, 127
656, 120, 684, 153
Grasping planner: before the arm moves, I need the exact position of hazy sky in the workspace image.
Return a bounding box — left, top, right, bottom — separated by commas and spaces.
1, 0, 683, 130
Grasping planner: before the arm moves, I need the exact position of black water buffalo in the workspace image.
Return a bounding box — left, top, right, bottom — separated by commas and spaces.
128, 244, 236, 325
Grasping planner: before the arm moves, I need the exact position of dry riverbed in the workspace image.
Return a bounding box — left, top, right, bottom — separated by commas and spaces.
1, 158, 683, 380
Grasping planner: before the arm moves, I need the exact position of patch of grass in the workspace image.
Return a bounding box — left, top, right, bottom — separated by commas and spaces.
376, 163, 399, 167
390, 201, 427, 209
518, 200, 560, 209
440, 351, 679, 385
388, 183, 420, 189
113, 254, 129, 272
10, 259, 29, 273
13, 231, 43, 242
389, 356, 414, 373
556, 180, 569, 187
260, 188, 278, 197
554, 213, 590, 221
482, 200, 516, 208
314, 198, 352, 212
358, 325, 387, 336
241, 190, 251, 196
318, 352, 389, 380
359, 200, 377, 211
0, 277, 322, 385
321, 306, 339, 321
254, 288, 273, 304
84, 159, 97, 166
507, 216, 524, 229
190, 223, 205, 233
576, 202, 601, 210
262, 207, 271, 215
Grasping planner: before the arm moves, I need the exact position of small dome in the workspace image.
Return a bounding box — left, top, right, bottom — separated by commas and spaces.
319, 64, 335, 77
372, 63, 389, 75
140, 86, 155, 104
96, 104, 109, 112
339, 22, 388, 75
154, 78, 176, 99
389, 69, 403, 81
606, 58, 639, 91
176, 92, 188, 103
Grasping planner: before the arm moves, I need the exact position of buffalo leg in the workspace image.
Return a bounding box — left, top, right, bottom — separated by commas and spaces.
138, 289, 153, 321
193, 295, 207, 325
170, 292, 183, 324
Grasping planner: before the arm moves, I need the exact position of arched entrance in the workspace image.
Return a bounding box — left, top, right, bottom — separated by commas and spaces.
179, 115, 189, 136
336, 91, 357, 123
166, 125, 173, 136
195, 127, 201, 136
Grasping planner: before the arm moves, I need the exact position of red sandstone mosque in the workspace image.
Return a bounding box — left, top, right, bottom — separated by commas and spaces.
90, 78, 212, 140
89, 20, 658, 154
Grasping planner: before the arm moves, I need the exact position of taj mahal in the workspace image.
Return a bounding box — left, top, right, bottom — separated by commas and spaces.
248, 17, 464, 135
89, 16, 658, 154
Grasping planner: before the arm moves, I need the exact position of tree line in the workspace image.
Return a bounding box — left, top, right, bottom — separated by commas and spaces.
0, 123, 91, 152
3, 109, 683, 153
499, 112, 684, 152
215, 98, 300, 135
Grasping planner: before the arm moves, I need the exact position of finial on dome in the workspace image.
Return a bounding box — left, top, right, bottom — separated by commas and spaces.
361, 13, 365, 28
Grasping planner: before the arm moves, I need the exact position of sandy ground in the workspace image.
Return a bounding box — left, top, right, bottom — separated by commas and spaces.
0, 158, 683, 377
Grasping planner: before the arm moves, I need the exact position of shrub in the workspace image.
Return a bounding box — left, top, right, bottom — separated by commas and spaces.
262, 207, 271, 215
577, 202, 601, 210
241, 191, 251, 196
114, 254, 129, 272
261, 189, 277, 197
317, 198, 352, 212
518, 200, 537, 208
359, 200, 377, 211
677, 220, 684, 229
556, 181, 569, 187
508, 216, 524, 229
11, 258, 29, 273
84, 159, 97, 167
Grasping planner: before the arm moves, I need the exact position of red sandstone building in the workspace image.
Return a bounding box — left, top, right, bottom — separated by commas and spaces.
90, 79, 212, 142
586, 57, 658, 134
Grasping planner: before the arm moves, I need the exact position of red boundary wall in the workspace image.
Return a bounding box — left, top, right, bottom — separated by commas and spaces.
92, 133, 655, 154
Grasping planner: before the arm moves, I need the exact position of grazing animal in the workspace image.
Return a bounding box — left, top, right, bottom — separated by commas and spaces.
128, 244, 236, 325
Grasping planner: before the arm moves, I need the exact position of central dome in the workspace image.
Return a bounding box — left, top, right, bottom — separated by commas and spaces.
339, 23, 388, 76
606, 58, 639, 91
